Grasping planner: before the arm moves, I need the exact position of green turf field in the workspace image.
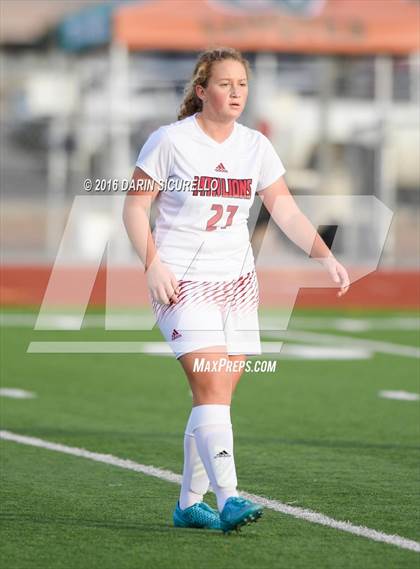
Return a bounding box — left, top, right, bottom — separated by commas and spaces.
1, 308, 419, 569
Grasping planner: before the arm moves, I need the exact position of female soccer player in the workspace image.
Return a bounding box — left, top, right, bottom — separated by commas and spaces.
123, 47, 349, 533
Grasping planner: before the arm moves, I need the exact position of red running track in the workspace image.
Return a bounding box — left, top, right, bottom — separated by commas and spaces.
1, 266, 418, 309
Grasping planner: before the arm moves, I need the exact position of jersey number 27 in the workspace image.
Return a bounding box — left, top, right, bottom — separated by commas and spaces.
206, 204, 238, 232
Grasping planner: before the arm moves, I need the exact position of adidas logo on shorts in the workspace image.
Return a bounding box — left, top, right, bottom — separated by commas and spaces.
215, 162, 228, 173
214, 449, 231, 458
171, 329, 182, 340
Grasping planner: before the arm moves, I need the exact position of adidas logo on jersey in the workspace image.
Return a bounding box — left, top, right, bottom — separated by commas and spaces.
214, 449, 231, 458
215, 163, 228, 173
171, 329, 182, 340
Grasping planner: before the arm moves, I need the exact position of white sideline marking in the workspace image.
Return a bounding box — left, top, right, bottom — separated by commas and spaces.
0, 313, 156, 329
261, 316, 420, 332
2, 313, 419, 331
274, 344, 372, 360
26, 341, 372, 360
0, 388, 36, 399
240, 490, 420, 553
1, 430, 419, 553
265, 330, 420, 359
122, 341, 372, 360
379, 390, 420, 401
27, 341, 152, 353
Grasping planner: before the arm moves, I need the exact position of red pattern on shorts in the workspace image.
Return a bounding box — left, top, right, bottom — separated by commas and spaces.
151, 270, 259, 322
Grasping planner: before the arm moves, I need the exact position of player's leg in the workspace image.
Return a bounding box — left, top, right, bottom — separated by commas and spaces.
154, 294, 234, 526
179, 349, 263, 532
229, 354, 247, 396
177, 351, 245, 517
179, 352, 247, 404
174, 348, 238, 529
212, 273, 263, 531
177, 347, 227, 514
178, 349, 243, 512
179, 347, 242, 405
176, 270, 261, 529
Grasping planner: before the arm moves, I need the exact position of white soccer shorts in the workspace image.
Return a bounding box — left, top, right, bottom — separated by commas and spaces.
150, 270, 262, 359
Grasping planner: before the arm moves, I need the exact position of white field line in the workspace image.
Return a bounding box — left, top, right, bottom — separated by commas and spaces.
261, 316, 420, 332
0, 388, 36, 399
27, 341, 285, 355
240, 490, 420, 553
26, 341, 371, 360
1, 313, 419, 331
26, 332, 417, 357
264, 330, 420, 358
138, 342, 372, 360
139, 342, 372, 360
3, 312, 418, 358
26, 341, 157, 353
1, 429, 419, 553
378, 390, 420, 401
0, 313, 156, 330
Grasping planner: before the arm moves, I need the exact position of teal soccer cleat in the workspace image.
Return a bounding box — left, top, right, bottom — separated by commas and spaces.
220, 496, 263, 533
173, 501, 222, 530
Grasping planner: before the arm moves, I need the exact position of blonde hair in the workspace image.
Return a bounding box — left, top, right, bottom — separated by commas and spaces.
178, 47, 251, 121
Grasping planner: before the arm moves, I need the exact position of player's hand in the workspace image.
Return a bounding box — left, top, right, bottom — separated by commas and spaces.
146, 259, 180, 304
315, 254, 350, 297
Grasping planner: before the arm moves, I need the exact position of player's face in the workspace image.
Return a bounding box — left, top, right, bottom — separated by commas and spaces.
200, 59, 248, 120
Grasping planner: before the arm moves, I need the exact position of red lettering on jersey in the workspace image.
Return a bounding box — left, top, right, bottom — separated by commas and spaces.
193, 176, 201, 196
192, 176, 252, 199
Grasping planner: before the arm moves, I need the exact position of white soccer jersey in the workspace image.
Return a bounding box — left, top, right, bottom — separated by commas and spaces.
136, 113, 286, 281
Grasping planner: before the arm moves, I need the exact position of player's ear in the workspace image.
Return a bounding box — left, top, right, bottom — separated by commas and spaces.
195, 84, 206, 102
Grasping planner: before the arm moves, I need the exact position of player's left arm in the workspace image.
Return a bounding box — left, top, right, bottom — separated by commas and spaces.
257, 176, 350, 297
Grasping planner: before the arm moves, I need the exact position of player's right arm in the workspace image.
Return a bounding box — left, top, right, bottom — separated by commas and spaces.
123, 167, 180, 304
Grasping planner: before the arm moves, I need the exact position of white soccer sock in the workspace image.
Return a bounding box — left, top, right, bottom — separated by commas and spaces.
189, 404, 239, 512
179, 411, 210, 510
